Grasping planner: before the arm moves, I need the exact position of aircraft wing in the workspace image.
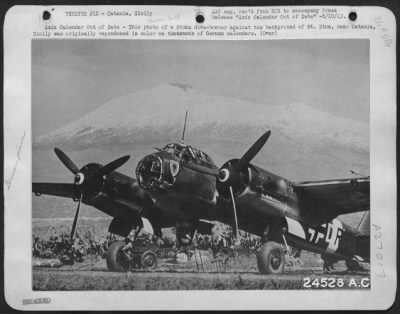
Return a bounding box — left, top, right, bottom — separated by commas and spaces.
33, 182, 77, 199
293, 177, 370, 219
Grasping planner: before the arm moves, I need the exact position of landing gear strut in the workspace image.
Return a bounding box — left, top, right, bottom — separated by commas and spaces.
176, 222, 196, 246
106, 225, 159, 272
321, 254, 336, 272
323, 260, 335, 272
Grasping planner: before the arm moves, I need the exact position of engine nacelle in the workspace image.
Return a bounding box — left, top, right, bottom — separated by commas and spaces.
216, 158, 291, 201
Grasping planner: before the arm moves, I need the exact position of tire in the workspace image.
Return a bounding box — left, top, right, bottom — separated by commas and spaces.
34, 242, 43, 251
141, 250, 158, 269
257, 241, 285, 274
106, 241, 130, 272
346, 258, 360, 271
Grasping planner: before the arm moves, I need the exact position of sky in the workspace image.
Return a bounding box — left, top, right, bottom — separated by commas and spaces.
32, 39, 369, 137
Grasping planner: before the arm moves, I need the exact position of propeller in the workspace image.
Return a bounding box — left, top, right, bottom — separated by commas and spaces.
218, 131, 271, 240
217, 131, 271, 192
235, 130, 271, 172
181, 131, 271, 181
54, 148, 130, 241
175, 131, 272, 239
97, 155, 130, 177
54, 148, 80, 174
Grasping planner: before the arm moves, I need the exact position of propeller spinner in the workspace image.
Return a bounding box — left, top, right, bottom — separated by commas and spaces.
54, 148, 130, 240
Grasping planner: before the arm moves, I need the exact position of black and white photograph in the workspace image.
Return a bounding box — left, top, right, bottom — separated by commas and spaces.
3, 5, 396, 310
31, 39, 371, 290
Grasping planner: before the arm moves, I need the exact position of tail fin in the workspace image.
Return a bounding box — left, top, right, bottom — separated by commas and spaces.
356, 211, 370, 236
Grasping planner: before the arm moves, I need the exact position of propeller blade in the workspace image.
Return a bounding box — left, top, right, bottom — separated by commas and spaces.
183, 163, 219, 177
70, 194, 83, 241
54, 148, 80, 174
97, 155, 130, 177
229, 186, 239, 239
235, 131, 271, 171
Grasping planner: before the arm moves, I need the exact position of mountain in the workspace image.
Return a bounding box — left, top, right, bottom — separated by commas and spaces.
34, 83, 369, 153
32, 84, 369, 219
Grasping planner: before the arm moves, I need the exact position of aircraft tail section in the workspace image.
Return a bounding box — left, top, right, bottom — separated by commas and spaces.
356, 211, 370, 236
354, 211, 370, 261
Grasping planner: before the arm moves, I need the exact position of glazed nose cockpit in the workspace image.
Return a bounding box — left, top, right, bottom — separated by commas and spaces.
136, 154, 164, 189
136, 154, 180, 189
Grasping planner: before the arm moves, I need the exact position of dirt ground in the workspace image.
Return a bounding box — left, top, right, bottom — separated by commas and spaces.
33, 252, 370, 290
33, 268, 370, 290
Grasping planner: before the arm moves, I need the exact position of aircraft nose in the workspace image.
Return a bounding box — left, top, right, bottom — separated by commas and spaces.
136, 154, 165, 189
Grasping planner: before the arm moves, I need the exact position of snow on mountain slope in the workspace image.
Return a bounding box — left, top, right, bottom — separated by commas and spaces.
32, 84, 370, 219
34, 83, 369, 152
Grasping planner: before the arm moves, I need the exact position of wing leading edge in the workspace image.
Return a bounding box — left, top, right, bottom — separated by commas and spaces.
293, 177, 370, 221
33, 182, 77, 199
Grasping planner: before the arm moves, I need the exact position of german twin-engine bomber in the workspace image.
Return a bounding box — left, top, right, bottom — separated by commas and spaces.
33, 121, 370, 274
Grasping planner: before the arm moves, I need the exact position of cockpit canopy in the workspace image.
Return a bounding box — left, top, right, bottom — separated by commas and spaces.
161, 143, 216, 168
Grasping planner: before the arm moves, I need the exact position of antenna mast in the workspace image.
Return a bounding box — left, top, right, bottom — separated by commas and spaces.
181, 111, 188, 144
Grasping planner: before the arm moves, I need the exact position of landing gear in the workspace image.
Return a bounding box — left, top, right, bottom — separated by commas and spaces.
321, 254, 337, 272
323, 260, 335, 272
106, 237, 159, 272
106, 241, 130, 272
346, 258, 364, 271
141, 251, 157, 269
257, 241, 285, 274
176, 222, 196, 246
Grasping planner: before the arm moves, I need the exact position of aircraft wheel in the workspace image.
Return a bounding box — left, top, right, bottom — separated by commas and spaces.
346, 258, 361, 271
34, 242, 43, 251
141, 251, 158, 269
106, 241, 130, 272
257, 241, 285, 274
